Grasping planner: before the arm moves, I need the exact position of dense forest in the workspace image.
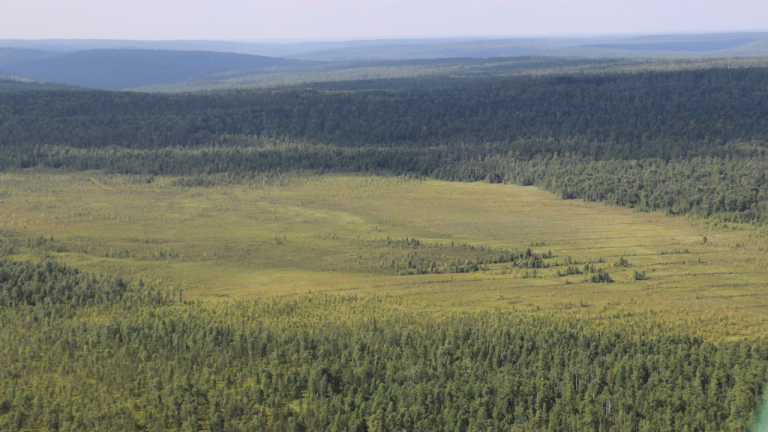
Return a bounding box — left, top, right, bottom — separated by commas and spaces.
2, 68, 768, 158
1, 256, 767, 431
3, 47, 768, 431
2, 67, 768, 223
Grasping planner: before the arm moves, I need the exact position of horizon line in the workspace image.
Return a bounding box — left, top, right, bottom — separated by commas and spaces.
2, 29, 768, 44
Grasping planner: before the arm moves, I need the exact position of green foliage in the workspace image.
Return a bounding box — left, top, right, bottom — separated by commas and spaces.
615, 257, 630, 267
373, 239, 549, 275
2, 57, 768, 432
589, 269, 613, 283
0, 258, 123, 306
501, 155, 768, 224
1, 68, 767, 157
2, 67, 768, 224
1, 258, 766, 431
556, 265, 583, 277
436, 154, 768, 224
0, 258, 168, 308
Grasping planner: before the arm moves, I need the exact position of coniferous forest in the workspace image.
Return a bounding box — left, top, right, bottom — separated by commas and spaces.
2, 53, 768, 431
1, 67, 767, 223
2, 258, 767, 432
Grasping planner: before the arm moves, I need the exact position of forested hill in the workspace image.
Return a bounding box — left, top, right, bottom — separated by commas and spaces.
0, 49, 306, 90
1, 67, 767, 159
2, 67, 768, 224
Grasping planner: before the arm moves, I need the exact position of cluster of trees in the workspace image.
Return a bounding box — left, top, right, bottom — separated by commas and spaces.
0, 259, 129, 306
589, 269, 614, 283
1, 257, 766, 431
0, 258, 167, 307
383, 246, 549, 275
554, 264, 614, 283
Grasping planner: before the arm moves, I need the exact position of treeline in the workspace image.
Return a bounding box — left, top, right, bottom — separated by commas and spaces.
2, 67, 768, 224
0, 258, 167, 307
1, 257, 766, 431
3, 142, 765, 224
457, 154, 768, 224
1, 68, 768, 159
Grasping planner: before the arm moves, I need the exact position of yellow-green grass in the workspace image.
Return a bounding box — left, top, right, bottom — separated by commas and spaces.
1, 170, 767, 338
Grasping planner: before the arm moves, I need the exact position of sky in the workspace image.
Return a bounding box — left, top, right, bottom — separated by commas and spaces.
1, 0, 766, 40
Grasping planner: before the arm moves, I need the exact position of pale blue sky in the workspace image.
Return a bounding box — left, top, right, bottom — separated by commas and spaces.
2, 0, 766, 40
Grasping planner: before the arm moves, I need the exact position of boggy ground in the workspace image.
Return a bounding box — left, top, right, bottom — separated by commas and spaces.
1, 170, 767, 339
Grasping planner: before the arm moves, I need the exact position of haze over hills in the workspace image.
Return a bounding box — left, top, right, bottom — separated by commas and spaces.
543, 32, 768, 58
0, 39, 356, 58
2, 32, 767, 60
1, 32, 767, 90
280, 38, 589, 61
0, 48, 306, 90
0, 37, 583, 58
283, 33, 768, 61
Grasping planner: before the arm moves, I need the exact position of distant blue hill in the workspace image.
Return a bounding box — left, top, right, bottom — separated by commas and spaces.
1, 33, 767, 91
584, 38, 758, 52
0, 49, 306, 90
1, 33, 767, 64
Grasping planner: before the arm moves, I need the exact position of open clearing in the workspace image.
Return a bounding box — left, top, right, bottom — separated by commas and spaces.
1, 171, 767, 337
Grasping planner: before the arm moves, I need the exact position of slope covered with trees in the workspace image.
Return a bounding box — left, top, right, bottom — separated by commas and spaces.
1, 256, 766, 431
1, 68, 767, 157
1, 66, 767, 223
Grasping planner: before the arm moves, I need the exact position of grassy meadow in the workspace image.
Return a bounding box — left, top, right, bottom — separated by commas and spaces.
1, 170, 767, 338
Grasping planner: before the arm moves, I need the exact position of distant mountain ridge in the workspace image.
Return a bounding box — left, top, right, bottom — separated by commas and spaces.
0, 32, 767, 90
0, 49, 306, 90
2, 32, 768, 61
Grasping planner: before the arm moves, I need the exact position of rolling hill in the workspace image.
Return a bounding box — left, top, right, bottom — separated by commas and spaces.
0, 48, 308, 90
1, 33, 768, 90
3, 32, 768, 63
